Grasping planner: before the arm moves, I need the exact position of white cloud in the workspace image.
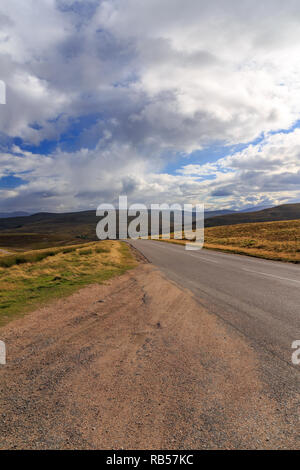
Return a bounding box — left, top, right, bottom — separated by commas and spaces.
93, 0, 300, 147
2, 128, 299, 212
177, 129, 300, 208
0, 0, 300, 211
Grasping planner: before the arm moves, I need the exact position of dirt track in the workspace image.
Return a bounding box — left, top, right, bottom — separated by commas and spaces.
0, 263, 298, 449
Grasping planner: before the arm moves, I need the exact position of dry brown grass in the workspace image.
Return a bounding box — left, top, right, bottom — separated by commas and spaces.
157, 219, 300, 263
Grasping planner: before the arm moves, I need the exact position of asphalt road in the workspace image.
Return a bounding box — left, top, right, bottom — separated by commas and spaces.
129, 240, 300, 390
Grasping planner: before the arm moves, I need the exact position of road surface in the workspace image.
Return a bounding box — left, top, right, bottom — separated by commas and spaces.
129, 240, 300, 392
1, 240, 299, 449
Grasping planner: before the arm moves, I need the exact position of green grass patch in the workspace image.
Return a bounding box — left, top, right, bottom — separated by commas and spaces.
0, 241, 137, 327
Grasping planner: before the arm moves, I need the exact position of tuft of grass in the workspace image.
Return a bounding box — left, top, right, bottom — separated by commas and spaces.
78, 248, 93, 255
95, 246, 110, 254
0, 246, 77, 268
0, 241, 137, 327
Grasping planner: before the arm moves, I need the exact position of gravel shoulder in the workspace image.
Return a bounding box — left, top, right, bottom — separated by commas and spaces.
0, 263, 298, 449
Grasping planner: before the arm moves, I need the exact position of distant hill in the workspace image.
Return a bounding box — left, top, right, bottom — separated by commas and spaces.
0, 210, 96, 230
0, 211, 30, 218
0, 203, 299, 250
0, 210, 99, 250
205, 203, 300, 227
0, 208, 236, 232
204, 209, 236, 218
0, 204, 299, 233
239, 204, 273, 213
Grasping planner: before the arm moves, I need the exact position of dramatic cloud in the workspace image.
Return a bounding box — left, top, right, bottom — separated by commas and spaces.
0, 0, 300, 211
177, 128, 300, 208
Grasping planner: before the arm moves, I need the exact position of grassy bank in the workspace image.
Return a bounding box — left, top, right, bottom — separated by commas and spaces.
158, 219, 300, 263
0, 232, 93, 252
0, 241, 137, 327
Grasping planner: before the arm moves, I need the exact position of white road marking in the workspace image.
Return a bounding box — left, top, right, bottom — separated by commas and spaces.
242, 268, 300, 284
155, 242, 220, 263
187, 253, 220, 263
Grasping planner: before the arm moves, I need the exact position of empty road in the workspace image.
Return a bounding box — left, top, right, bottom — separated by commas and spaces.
129, 240, 300, 390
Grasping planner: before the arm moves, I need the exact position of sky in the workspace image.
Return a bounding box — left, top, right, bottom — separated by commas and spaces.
0, 0, 300, 213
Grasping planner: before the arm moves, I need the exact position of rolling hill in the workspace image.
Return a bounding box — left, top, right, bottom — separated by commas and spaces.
0, 211, 31, 218
204, 203, 300, 227
0, 203, 299, 251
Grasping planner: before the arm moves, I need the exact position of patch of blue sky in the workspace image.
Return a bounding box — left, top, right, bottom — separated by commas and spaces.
0, 133, 17, 153
268, 119, 300, 136
163, 143, 242, 175
55, 113, 103, 152
164, 120, 300, 177
0, 175, 25, 189
12, 137, 57, 155
13, 113, 105, 154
